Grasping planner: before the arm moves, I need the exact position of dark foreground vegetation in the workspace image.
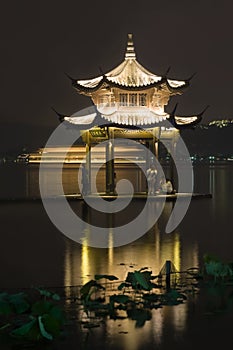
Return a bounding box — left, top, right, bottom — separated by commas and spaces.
0, 254, 233, 348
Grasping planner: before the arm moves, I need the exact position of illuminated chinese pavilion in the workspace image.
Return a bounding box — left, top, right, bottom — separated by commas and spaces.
55, 34, 206, 194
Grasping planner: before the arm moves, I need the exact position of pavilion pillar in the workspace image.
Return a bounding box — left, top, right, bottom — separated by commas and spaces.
172, 141, 178, 190
85, 132, 91, 194
105, 127, 115, 195
147, 139, 155, 167
145, 141, 150, 170
170, 131, 179, 191
155, 141, 159, 159
170, 141, 174, 186
153, 132, 160, 193
150, 138, 156, 156
149, 128, 160, 162
155, 127, 161, 160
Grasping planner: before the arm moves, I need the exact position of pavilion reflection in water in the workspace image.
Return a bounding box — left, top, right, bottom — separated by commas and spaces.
63, 202, 199, 342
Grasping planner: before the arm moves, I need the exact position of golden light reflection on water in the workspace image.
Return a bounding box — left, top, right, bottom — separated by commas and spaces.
105, 305, 188, 350
81, 234, 91, 285
108, 228, 114, 268
63, 203, 199, 343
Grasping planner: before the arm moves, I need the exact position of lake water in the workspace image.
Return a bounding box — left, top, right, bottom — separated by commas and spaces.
0, 162, 233, 349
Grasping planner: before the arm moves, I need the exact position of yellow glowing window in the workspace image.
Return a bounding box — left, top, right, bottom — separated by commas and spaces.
119, 93, 128, 106
119, 93, 147, 106
129, 93, 137, 106
139, 93, 147, 106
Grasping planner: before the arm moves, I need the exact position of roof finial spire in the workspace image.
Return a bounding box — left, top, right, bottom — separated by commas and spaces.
125, 33, 136, 60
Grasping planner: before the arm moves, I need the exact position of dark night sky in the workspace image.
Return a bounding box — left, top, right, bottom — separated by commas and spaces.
1, 0, 233, 153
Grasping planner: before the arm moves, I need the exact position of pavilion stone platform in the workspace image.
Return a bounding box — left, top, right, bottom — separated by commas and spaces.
64, 192, 212, 201
0, 191, 212, 203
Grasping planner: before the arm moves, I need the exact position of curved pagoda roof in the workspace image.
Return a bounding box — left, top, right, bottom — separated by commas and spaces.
55, 34, 207, 130
54, 106, 205, 130
72, 34, 189, 94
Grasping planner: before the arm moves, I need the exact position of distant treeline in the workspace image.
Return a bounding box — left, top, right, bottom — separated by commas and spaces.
181, 120, 233, 156
197, 119, 233, 129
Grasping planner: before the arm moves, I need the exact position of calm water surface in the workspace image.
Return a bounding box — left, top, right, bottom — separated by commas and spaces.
0, 162, 233, 349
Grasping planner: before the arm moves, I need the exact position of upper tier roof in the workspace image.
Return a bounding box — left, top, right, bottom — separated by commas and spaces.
72, 34, 189, 93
